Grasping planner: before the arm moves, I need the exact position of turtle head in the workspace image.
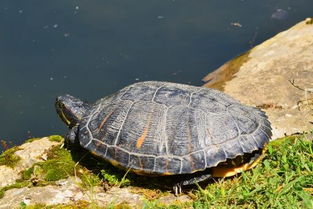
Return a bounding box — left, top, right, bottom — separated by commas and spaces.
55, 94, 90, 128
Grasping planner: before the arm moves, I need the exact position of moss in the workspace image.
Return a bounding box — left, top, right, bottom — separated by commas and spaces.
24, 138, 41, 143
20, 144, 103, 189
48, 135, 64, 143
202, 51, 250, 91
22, 167, 34, 180
0, 190, 4, 199
131, 187, 166, 201
22, 200, 94, 209
0, 146, 21, 168
40, 146, 75, 181
0, 180, 31, 199
111, 203, 133, 209
18, 145, 75, 183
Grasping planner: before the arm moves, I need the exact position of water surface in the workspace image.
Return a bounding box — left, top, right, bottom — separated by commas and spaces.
0, 0, 312, 150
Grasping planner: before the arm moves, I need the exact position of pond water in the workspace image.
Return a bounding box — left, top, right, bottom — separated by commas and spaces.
0, 0, 312, 150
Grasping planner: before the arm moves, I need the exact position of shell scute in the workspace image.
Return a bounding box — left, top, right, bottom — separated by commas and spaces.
154, 85, 191, 106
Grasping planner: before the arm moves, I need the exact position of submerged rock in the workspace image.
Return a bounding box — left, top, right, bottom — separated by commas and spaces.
203, 18, 313, 139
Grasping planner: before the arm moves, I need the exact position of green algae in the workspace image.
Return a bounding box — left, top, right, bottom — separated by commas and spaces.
0, 146, 21, 168
203, 51, 250, 91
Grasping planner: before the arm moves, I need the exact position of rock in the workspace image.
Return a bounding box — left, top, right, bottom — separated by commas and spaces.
0, 178, 145, 208
0, 177, 191, 208
0, 137, 61, 188
0, 137, 192, 208
203, 18, 313, 139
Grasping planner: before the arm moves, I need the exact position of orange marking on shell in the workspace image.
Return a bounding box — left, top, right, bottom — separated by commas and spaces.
136, 115, 152, 149
97, 110, 114, 132
136, 126, 149, 149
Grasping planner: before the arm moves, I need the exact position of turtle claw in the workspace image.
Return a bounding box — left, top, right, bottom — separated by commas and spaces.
173, 183, 182, 196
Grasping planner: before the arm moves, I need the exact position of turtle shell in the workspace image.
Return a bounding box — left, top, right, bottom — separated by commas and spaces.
78, 81, 271, 175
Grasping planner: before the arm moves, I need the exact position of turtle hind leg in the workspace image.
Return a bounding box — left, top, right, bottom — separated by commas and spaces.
173, 173, 212, 196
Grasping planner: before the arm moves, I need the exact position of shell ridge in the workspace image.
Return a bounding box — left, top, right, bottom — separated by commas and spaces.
83, 104, 102, 148
113, 101, 135, 146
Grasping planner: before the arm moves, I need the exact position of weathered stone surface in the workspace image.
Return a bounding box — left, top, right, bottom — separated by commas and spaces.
0, 137, 61, 187
0, 177, 191, 208
0, 138, 192, 208
0, 178, 144, 209
203, 18, 313, 139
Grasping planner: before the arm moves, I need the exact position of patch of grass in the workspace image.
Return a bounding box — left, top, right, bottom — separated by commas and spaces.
0, 146, 21, 168
48, 135, 64, 143
142, 200, 191, 209
193, 136, 313, 208
100, 168, 131, 187
79, 169, 101, 189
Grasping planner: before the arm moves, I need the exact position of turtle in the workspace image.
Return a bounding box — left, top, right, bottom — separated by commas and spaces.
55, 81, 272, 195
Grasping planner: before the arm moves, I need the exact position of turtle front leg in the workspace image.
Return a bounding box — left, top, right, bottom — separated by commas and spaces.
173, 173, 212, 196
65, 125, 79, 145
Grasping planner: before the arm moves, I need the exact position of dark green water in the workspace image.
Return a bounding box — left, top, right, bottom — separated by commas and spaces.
0, 0, 312, 150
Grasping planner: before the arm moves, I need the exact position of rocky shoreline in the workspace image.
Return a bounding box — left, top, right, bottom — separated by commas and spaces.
203, 18, 313, 139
